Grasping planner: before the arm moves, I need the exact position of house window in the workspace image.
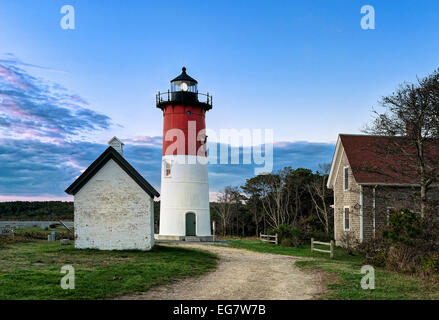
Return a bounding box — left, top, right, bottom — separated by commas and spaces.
344, 166, 349, 191
344, 207, 350, 231
165, 161, 172, 177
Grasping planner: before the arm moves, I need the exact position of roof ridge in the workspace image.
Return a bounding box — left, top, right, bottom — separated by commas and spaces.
339, 133, 404, 138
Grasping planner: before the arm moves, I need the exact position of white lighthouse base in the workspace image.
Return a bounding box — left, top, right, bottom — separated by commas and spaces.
159, 155, 212, 238
154, 234, 215, 242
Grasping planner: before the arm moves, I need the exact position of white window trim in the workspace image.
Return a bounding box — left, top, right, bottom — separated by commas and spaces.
164, 160, 172, 178
343, 206, 351, 231
343, 166, 350, 191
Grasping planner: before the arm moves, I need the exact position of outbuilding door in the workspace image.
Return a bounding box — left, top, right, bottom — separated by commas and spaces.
185, 212, 196, 236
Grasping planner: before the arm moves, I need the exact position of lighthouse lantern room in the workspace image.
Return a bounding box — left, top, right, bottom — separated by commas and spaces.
156, 67, 213, 241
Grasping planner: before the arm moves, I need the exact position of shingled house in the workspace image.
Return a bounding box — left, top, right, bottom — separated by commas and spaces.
327, 134, 439, 245
65, 137, 160, 251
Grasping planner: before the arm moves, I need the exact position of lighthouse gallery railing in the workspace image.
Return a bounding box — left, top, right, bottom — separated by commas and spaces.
156, 91, 213, 107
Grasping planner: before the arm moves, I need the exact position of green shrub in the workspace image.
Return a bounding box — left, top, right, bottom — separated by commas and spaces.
382, 208, 422, 245
271, 224, 305, 247
420, 253, 439, 275
357, 236, 387, 266
359, 208, 439, 275
269, 224, 333, 248
309, 230, 332, 243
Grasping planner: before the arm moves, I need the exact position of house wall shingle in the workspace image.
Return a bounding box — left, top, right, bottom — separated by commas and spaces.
333, 149, 361, 245
362, 185, 439, 239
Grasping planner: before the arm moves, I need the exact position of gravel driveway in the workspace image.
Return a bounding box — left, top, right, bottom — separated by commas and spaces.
117, 243, 322, 300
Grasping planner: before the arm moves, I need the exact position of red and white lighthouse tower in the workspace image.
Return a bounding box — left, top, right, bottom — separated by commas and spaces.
156, 67, 213, 241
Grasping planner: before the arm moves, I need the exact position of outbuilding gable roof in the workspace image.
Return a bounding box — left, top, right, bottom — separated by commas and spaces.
65, 146, 160, 198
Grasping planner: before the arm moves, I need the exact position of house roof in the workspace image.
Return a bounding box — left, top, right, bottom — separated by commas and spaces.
327, 134, 439, 188
65, 146, 160, 198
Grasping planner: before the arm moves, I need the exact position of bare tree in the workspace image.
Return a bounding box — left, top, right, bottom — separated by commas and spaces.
241, 178, 266, 235
255, 169, 291, 229
216, 186, 241, 236
365, 70, 439, 217
286, 168, 313, 226
307, 164, 332, 234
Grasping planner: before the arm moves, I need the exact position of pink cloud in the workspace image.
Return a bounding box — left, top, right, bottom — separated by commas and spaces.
0, 99, 31, 117
0, 65, 31, 90
125, 135, 162, 147
0, 55, 112, 144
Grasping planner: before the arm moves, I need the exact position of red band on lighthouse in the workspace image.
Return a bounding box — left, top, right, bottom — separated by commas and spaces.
162, 104, 206, 157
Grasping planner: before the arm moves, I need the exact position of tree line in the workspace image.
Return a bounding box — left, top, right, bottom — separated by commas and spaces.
0, 201, 74, 220
1, 169, 334, 239
210, 165, 334, 238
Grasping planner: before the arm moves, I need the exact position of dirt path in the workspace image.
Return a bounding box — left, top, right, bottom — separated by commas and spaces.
117, 243, 322, 300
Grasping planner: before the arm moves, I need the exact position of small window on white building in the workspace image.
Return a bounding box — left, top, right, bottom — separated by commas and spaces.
344, 166, 349, 191
165, 161, 172, 177
344, 207, 350, 231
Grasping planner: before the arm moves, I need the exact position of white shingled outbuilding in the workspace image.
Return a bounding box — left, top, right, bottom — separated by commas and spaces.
65, 137, 160, 251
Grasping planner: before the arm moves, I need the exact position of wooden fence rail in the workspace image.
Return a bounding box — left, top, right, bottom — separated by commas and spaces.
260, 233, 278, 245
311, 238, 334, 259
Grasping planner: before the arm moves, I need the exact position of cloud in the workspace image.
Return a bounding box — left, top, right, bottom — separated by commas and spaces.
0, 53, 67, 73
273, 141, 336, 171
208, 141, 335, 192
0, 138, 104, 198
0, 55, 336, 200
123, 135, 163, 147
0, 137, 164, 198
0, 136, 334, 199
0, 54, 111, 143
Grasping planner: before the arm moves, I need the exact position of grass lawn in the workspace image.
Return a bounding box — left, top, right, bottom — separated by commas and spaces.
0, 240, 217, 300
228, 239, 439, 300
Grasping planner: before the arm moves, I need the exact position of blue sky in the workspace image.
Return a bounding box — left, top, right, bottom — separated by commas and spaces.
0, 0, 438, 200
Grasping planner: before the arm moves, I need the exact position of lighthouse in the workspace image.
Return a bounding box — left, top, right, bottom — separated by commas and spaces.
156, 67, 213, 241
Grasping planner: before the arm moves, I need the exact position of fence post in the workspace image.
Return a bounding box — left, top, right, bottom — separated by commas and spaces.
311, 238, 314, 252
330, 240, 334, 259
275, 234, 278, 245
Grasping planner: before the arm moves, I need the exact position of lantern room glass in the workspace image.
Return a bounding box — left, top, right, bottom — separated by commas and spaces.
171, 80, 197, 93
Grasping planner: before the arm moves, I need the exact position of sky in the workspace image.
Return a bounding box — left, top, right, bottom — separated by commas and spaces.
0, 0, 439, 201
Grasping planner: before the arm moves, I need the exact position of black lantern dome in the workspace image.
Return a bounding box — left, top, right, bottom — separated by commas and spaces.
156, 67, 212, 111
170, 67, 198, 93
